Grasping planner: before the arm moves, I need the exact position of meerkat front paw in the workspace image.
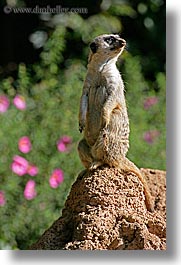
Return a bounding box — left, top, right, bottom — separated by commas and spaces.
79, 123, 85, 133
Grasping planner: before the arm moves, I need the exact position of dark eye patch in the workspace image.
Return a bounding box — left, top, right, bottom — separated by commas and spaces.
104, 36, 115, 45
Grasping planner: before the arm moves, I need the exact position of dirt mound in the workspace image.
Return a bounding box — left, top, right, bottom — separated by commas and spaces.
30, 167, 166, 250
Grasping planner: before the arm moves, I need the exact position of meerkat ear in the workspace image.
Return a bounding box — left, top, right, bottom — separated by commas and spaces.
90, 42, 98, 53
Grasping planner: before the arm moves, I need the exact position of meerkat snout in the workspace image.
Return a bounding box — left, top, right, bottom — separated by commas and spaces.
108, 36, 126, 51
89, 34, 126, 55
118, 38, 126, 47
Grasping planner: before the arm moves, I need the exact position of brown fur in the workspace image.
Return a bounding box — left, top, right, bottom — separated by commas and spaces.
78, 34, 154, 212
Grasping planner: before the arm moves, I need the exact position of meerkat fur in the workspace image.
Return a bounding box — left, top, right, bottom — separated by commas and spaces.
78, 34, 154, 212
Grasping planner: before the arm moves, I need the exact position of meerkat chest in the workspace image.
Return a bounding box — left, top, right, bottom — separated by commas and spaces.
88, 76, 108, 109
89, 71, 121, 107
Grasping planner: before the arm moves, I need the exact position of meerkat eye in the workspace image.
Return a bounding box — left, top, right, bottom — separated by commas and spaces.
104, 37, 115, 45
90, 42, 98, 53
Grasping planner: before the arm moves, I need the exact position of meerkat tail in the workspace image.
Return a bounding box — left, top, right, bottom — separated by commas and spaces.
120, 158, 154, 212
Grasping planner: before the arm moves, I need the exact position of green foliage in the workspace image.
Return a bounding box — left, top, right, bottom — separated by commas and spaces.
108, 3, 137, 17
0, 0, 165, 249
123, 54, 166, 169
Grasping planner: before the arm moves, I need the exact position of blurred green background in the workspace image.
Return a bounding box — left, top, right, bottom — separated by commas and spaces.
0, 0, 165, 249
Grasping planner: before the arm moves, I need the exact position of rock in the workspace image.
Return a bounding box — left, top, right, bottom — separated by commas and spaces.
29, 167, 166, 250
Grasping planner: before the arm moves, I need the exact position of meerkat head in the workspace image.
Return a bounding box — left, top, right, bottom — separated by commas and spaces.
88, 34, 126, 67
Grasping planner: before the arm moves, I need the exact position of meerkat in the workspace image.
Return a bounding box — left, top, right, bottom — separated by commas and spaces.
78, 34, 154, 212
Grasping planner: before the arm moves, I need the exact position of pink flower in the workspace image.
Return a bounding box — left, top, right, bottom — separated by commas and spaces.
0, 95, 9, 113
13, 95, 26, 110
27, 164, 39, 176
143, 96, 158, 110
49, 168, 64, 188
57, 136, 72, 152
0, 191, 6, 206
11, 155, 29, 176
143, 130, 160, 144
24, 180, 37, 200
18, 136, 32, 153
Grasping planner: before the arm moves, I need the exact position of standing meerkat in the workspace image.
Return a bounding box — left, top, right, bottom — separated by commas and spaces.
78, 34, 154, 212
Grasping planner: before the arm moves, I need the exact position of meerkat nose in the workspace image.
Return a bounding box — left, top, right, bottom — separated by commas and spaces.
119, 39, 126, 47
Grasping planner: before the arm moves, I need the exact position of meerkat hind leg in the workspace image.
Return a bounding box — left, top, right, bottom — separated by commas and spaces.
89, 136, 109, 170
89, 160, 106, 170
78, 138, 93, 169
